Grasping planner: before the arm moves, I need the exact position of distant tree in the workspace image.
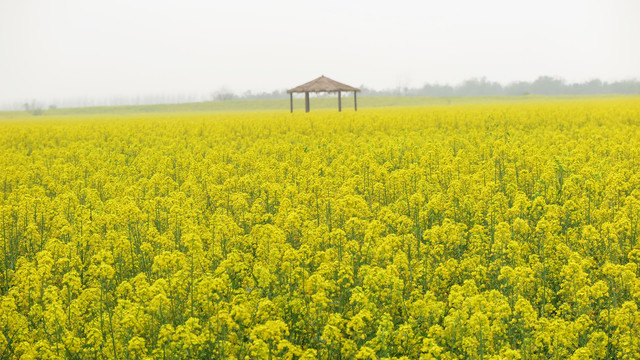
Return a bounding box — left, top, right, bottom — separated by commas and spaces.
456, 77, 503, 96
504, 81, 531, 96
580, 79, 605, 94
23, 100, 44, 115
610, 80, 640, 94
212, 87, 237, 101
420, 83, 454, 96
530, 76, 566, 95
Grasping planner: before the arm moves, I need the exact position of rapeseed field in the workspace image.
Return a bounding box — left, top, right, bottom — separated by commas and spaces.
1, 98, 640, 359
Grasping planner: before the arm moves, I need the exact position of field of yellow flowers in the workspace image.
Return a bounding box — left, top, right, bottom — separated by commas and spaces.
1, 97, 640, 359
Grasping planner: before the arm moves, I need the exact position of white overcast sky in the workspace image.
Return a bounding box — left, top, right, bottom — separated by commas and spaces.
1, 0, 639, 106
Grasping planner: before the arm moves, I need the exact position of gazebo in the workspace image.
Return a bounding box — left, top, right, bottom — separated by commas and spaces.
287, 75, 360, 113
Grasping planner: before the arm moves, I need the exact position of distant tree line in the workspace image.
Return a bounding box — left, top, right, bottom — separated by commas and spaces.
222, 76, 640, 99
5, 76, 639, 112
361, 76, 640, 97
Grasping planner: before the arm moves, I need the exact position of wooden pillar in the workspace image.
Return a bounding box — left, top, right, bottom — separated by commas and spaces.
338, 91, 342, 112
354, 91, 357, 111
290, 93, 293, 113
305, 92, 310, 113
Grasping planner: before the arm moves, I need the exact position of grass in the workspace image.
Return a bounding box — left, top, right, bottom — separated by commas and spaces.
0, 94, 634, 119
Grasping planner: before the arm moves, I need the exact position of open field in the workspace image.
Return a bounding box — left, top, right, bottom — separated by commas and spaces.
1, 95, 627, 118
1, 97, 640, 359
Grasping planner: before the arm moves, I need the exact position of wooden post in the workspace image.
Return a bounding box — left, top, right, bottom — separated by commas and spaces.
354, 91, 357, 111
338, 91, 342, 112
305, 92, 310, 113
290, 93, 293, 113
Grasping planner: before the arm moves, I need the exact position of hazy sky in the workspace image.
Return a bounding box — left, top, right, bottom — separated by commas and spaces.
1, 0, 639, 106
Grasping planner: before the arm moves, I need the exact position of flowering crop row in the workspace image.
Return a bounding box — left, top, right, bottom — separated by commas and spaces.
1, 98, 640, 359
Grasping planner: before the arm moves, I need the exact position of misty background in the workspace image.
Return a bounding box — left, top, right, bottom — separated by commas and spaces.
12, 76, 640, 112
2, 0, 639, 111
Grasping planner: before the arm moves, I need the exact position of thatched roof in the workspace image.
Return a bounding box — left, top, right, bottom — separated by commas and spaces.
287, 75, 360, 93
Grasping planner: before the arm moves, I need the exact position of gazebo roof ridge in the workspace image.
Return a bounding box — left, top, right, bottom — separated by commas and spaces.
287, 75, 360, 94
